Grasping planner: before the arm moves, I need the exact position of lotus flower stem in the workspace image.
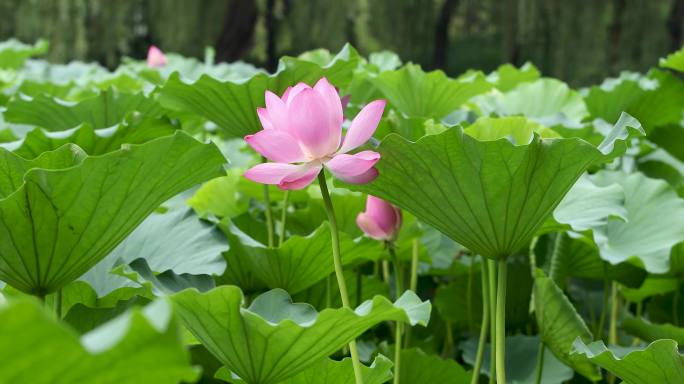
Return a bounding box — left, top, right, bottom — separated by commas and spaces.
597, 277, 609, 340
609, 281, 619, 345
467, 257, 475, 333
487, 259, 497, 384
471, 257, 490, 384
278, 191, 289, 246
317, 170, 364, 384
495, 259, 508, 384
389, 246, 403, 384
404, 239, 419, 348
534, 340, 545, 384
261, 157, 275, 248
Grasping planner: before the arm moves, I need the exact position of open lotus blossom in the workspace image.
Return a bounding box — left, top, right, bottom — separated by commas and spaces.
243, 78, 386, 190
146, 45, 167, 67
357, 195, 402, 241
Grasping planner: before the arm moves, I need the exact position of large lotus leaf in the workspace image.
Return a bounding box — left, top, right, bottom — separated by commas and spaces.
172, 286, 431, 384
461, 335, 574, 384
660, 46, 684, 72
371, 63, 492, 119
623, 316, 684, 344
81, 200, 228, 297
536, 234, 646, 287
486, 62, 540, 92
0, 117, 175, 158
399, 348, 471, 384
584, 70, 684, 132
620, 276, 679, 303
215, 355, 393, 384
474, 78, 588, 125
552, 174, 627, 231
533, 269, 601, 381
187, 169, 248, 219
158, 44, 359, 138
220, 222, 383, 295
4, 89, 165, 130
589, 171, 684, 273
0, 132, 226, 294
347, 115, 643, 259
0, 39, 48, 69
572, 339, 684, 384
0, 297, 198, 383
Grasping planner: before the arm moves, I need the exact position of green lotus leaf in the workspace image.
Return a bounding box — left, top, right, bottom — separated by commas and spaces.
171, 286, 431, 384
0, 116, 175, 158
347, 115, 643, 259
0, 297, 198, 383
584, 70, 684, 132
572, 338, 684, 384
0, 131, 226, 294
589, 171, 684, 273
158, 44, 359, 138
474, 78, 588, 125
660, 46, 684, 72
371, 63, 492, 119
620, 276, 679, 303
220, 222, 383, 295
0, 39, 48, 69
486, 62, 540, 92
215, 355, 393, 384
4, 89, 165, 131
533, 269, 601, 381
623, 315, 684, 344
399, 348, 471, 383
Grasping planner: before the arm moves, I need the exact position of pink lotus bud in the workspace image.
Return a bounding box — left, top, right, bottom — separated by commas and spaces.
147, 45, 167, 68
243, 78, 386, 190
356, 195, 402, 241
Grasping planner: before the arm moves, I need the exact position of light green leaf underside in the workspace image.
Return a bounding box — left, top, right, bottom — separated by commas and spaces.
158, 44, 359, 138
534, 270, 601, 381
347, 116, 639, 258
0, 132, 226, 294
572, 338, 684, 384
553, 174, 627, 231
4, 89, 164, 131
81, 200, 228, 297
399, 348, 472, 384
372, 63, 492, 119
171, 286, 431, 384
0, 298, 198, 384
590, 171, 684, 273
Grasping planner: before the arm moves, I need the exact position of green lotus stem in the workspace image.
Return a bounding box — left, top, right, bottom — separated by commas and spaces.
326, 274, 332, 308
534, 340, 545, 384
356, 268, 363, 307
488, 259, 497, 384
609, 281, 619, 346
467, 256, 475, 333
404, 238, 419, 348
261, 158, 275, 248
278, 190, 289, 246
495, 259, 508, 384
410, 238, 419, 291
470, 257, 490, 384
597, 277, 609, 340
442, 320, 454, 357
389, 246, 404, 384
317, 171, 364, 384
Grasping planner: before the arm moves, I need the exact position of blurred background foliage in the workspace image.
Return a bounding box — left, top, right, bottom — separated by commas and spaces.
0, 0, 682, 86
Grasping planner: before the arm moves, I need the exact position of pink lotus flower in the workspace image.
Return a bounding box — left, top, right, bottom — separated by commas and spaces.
147, 45, 167, 68
357, 195, 402, 241
244, 78, 386, 190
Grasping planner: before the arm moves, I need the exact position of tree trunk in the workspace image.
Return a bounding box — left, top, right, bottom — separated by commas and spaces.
214, 0, 258, 63
433, 0, 459, 69
667, 0, 684, 52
